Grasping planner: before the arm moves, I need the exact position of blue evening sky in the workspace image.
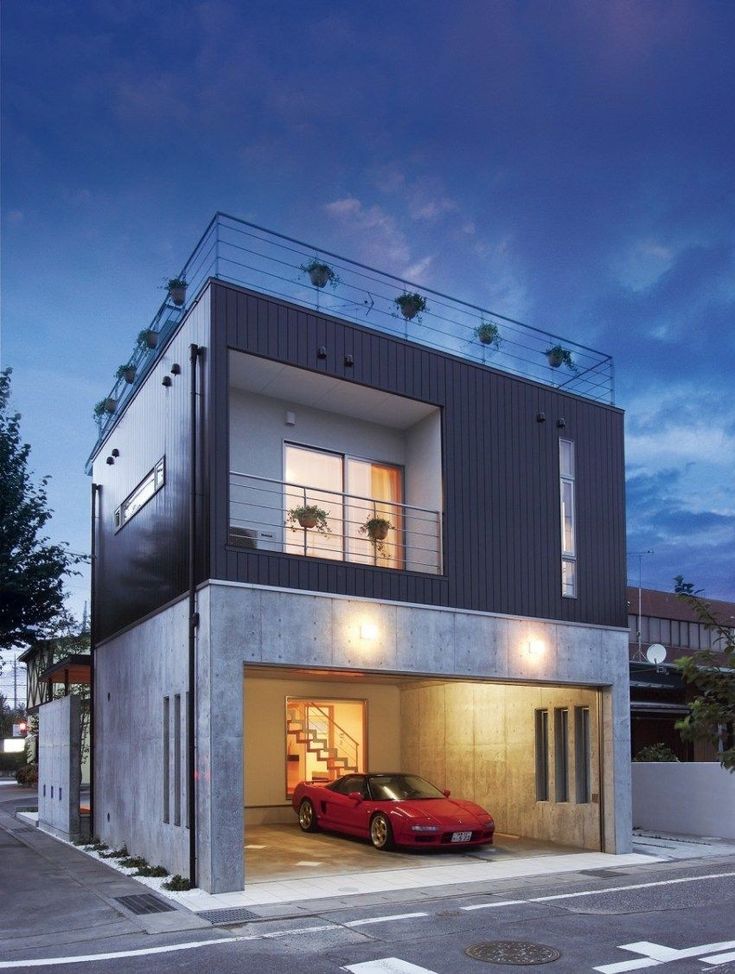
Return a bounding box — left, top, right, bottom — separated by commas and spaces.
2, 0, 733, 617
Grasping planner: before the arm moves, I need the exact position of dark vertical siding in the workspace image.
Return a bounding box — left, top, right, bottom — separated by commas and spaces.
211, 281, 627, 628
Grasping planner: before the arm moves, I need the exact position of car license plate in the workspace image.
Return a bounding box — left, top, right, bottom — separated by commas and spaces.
451, 831, 472, 842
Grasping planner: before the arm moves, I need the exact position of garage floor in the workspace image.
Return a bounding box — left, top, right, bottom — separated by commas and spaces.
244, 822, 586, 883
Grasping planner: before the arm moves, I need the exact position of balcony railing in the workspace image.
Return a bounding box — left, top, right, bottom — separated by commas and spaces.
89, 213, 615, 463
229, 471, 443, 575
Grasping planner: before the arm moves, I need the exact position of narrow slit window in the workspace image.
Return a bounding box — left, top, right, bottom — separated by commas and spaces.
554, 708, 569, 802
559, 439, 576, 598
114, 457, 165, 530
575, 706, 591, 803
174, 694, 181, 826
163, 697, 170, 824
535, 709, 549, 802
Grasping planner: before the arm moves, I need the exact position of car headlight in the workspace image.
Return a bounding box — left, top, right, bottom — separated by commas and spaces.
411, 825, 439, 832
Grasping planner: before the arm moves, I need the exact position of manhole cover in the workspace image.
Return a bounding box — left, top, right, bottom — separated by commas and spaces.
465, 941, 561, 965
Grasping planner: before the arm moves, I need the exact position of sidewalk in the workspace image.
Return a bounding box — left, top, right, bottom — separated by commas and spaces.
3, 780, 735, 939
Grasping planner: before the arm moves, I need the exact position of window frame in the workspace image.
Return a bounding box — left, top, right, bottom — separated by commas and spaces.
114, 457, 166, 531
559, 438, 577, 598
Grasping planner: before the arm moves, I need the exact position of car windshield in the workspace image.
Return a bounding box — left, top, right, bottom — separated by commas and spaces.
367, 774, 445, 801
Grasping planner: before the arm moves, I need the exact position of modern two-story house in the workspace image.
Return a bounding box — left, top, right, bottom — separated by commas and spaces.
88, 213, 631, 893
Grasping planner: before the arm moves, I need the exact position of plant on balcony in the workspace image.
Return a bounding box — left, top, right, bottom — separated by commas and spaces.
137, 328, 158, 351
545, 345, 577, 371
287, 504, 332, 534
473, 320, 501, 350
93, 398, 116, 422
116, 363, 137, 385
167, 277, 187, 307
359, 516, 393, 557
301, 259, 338, 289
394, 292, 427, 322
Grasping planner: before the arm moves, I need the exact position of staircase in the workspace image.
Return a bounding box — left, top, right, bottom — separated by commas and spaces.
287, 706, 359, 780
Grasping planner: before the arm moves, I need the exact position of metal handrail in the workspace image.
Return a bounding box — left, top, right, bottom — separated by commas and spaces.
306, 703, 359, 768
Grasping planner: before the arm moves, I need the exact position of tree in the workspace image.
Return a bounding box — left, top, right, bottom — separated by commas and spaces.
675, 588, 735, 771
673, 575, 701, 595
0, 369, 81, 656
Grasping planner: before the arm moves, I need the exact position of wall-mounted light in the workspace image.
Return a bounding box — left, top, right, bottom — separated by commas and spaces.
317, 345, 327, 359
111, 448, 120, 457
162, 375, 172, 387
527, 638, 545, 659
536, 412, 546, 423
344, 354, 354, 367
556, 417, 566, 429
170, 363, 181, 375
360, 623, 378, 641
106, 456, 115, 466
285, 411, 296, 426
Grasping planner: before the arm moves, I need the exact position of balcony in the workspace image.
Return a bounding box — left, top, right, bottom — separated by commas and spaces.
229, 472, 443, 575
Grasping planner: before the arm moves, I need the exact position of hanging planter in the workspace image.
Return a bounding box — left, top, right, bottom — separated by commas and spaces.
167, 278, 187, 307
473, 321, 501, 350
137, 329, 158, 351
545, 345, 577, 371
93, 398, 117, 422
116, 363, 137, 385
394, 292, 427, 321
286, 504, 332, 534
301, 259, 338, 289
360, 516, 393, 557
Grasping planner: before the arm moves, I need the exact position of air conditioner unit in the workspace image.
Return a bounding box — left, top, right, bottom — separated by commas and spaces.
228, 527, 258, 549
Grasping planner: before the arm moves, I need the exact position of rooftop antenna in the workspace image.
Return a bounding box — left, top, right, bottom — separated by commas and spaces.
629, 550, 654, 661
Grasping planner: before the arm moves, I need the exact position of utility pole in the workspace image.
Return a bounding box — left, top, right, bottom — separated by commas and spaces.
629, 550, 654, 661
13, 654, 17, 710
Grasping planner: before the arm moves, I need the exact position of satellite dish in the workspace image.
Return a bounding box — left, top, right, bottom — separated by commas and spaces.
646, 643, 667, 665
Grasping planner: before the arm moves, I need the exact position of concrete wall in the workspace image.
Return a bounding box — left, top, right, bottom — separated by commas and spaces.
632, 762, 735, 839
401, 682, 602, 849
243, 674, 401, 823
38, 695, 81, 839
94, 598, 190, 878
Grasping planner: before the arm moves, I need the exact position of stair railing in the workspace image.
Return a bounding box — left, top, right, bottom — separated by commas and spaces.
305, 703, 360, 772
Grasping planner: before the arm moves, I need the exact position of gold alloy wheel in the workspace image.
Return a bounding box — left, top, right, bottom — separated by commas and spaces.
370, 814, 390, 849
299, 800, 314, 830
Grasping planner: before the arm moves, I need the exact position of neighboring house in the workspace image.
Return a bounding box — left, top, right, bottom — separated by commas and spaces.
87, 213, 631, 894
627, 586, 735, 761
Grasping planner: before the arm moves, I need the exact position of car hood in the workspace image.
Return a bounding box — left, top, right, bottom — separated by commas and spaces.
391, 798, 493, 827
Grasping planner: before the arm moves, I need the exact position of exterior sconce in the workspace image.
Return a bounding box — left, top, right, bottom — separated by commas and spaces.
557, 417, 566, 429
111, 449, 120, 457
317, 346, 327, 359
285, 411, 296, 426
536, 412, 546, 423
527, 638, 545, 659
360, 623, 378, 641
171, 363, 181, 375
106, 456, 115, 465
344, 354, 354, 367
162, 376, 172, 387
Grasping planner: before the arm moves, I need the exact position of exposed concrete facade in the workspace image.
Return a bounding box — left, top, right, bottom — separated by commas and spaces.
38, 695, 81, 840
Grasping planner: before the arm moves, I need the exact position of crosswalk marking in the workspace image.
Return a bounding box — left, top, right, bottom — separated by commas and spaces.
342, 960, 439, 974
594, 938, 735, 973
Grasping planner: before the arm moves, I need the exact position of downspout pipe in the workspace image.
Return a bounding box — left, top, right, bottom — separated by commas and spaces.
89, 482, 101, 839
188, 343, 201, 887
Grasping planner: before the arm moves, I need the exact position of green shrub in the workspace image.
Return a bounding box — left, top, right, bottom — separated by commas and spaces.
163, 874, 191, 891
633, 743, 680, 762
99, 845, 128, 859
135, 864, 169, 877
119, 856, 148, 870
15, 764, 38, 786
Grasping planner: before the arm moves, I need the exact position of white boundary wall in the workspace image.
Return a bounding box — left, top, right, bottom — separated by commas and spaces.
632, 762, 735, 839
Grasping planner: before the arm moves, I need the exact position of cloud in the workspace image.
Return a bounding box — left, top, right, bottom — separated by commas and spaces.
324, 197, 412, 267
6, 210, 24, 224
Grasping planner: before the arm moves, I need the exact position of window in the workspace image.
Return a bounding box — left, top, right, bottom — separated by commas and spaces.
284, 444, 404, 567
115, 457, 165, 529
535, 709, 549, 801
575, 706, 591, 803
163, 697, 170, 824
285, 697, 366, 797
554, 708, 569, 802
559, 439, 576, 597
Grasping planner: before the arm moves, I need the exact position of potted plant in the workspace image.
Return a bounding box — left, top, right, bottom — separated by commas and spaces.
545, 345, 577, 371
93, 398, 116, 422
167, 277, 187, 307
116, 363, 137, 385
359, 516, 393, 557
137, 329, 158, 351
394, 292, 427, 321
301, 259, 338, 289
473, 320, 501, 350
286, 504, 331, 534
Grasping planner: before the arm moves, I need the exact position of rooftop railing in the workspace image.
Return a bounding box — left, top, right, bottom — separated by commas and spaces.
90, 212, 614, 455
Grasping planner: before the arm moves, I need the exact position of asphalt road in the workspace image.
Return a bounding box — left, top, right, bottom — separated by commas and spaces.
2, 782, 734, 973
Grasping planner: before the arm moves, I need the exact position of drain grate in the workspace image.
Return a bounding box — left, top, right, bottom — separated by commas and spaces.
197, 907, 260, 924
578, 868, 629, 879
115, 893, 176, 915
465, 941, 561, 965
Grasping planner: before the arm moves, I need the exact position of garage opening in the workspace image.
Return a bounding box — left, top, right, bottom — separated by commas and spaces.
243, 666, 603, 883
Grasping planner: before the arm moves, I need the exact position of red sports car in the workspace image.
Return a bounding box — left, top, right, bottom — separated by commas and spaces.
292, 772, 495, 851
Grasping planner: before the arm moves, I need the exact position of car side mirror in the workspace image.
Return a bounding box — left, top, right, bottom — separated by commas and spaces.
348, 791, 364, 803
442, 789, 451, 797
